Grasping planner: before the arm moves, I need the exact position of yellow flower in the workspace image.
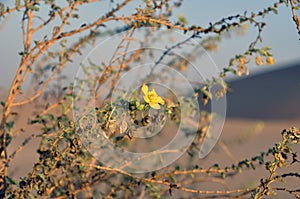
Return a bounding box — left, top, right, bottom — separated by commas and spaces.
237, 65, 249, 76
238, 57, 247, 66
255, 56, 263, 66
142, 84, 165, 109
266, 56, 275, 65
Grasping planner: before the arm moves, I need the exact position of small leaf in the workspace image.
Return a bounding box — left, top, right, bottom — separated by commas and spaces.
5, 176, 18, 185
5, 133, 12, 147
6, 121, 14, 131
272, 8, 278, 14
28, 5, 39, 11
60, 39, 67, 47
178, 13, 188, 25
202, 89, 212, 99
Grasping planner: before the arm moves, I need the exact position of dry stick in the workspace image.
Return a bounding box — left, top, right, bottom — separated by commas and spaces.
72, 163, 254, 197
12, 0, 133, 107
152, 145, 274, 181
0, 4, 34, 196
274, 187, 300, 198
6, 93, 68, 156
218, 140, 237, 163
83, 157, 98, 198
94, 28, 133, 96
39, 98, 65, 116
24, 12, 139, 199
0, 0, 105, 18
0, 1, 35, 17
18, 1, 111, 108
6, 94, 74, 165
72, 21, 263, 196
10, 2, 267, 109
106, 27, 136, 100
253, 130, 299, 198
149, 33, 198, 77
0, 4, 140, 199
289, 0, 300, 36
137, 188, 146, 199
20, 13, 258, 72
24, 9, 33, 51
95, 40, 144, 99
119, 149, 180, 170
157, 177, 228, 197
18, 1, 103, 88
59, 161, 243, 199
165, 0, 183, 16
31, 129, 78, 197
58, 2, 296, 198
84, 28, 192, 198
11, 3, 79, 107
31, 0, 103, 33
0, 1, 286, 197
7, 134, 36, 163
0, 0, 122, 195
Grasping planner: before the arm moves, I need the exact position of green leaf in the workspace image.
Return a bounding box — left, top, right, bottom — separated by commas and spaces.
258, 49, 267, 56
28, 193, 36, 199
178, 13, 188, 25
15, 0, 20, 10
29, 119, 39, 124
0, 3, 4, 15
5, 133, 12, 147
5, 176, 18, 185
60, 39, 67, 47
262, 46, 272, 51
202, 89, 212, 99
62, 103, 67, 114
72, 13, 79, 19
28, 5, 39, 11
6, 121, 14, 131
169, 175, 176, 183
272, 8, 278, 14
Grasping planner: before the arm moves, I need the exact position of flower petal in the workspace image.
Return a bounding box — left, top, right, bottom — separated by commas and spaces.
142, 84, 148, 95
266, 56, 274, 65
157, 96, 165, 105
150, 103, 161, 109
150, 88, 158, 97
143, 95, 150, 103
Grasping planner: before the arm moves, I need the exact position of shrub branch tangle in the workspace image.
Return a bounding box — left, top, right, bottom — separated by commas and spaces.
0, 0, 299, 198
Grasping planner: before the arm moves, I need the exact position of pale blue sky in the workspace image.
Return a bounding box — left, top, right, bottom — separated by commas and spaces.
0, 0, 299, 89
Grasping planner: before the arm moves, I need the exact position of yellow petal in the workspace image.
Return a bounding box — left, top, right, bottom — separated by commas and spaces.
255, 56, 263, 66
149, 88, 158, 97
142, 84, 149, 95
157, 96, 165, 105
150, 103, 161, 109
143, 95, 150, 103
266, 56, 274, 65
